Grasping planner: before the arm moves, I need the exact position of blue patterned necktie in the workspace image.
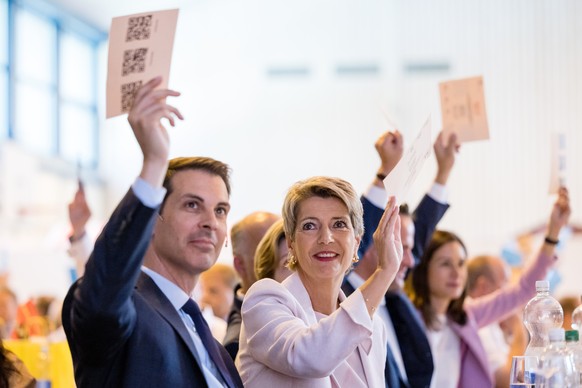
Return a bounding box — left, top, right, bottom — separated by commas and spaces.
182, 298, 235, 388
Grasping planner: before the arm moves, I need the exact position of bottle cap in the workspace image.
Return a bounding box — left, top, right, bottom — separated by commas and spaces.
549, 328, 565, 342
535, 280, 550, 292
565, 330, 579, 342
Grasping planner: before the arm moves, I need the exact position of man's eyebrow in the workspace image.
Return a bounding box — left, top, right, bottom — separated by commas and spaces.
180, 194, 230, 210
181, 194, 204, 202
217, 202, 231, 211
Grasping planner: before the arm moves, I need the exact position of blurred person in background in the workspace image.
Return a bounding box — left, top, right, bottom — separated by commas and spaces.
0, 339, 35, 388
343, 129, 458, 388
198, 263, 238, 341
408, 187, 570, 388
559, 295, 580, 330
254, 219, 292, 283
67, 181, 93, 279
223, 211, 279, 359
0, 287, 17, 339
467, 255, 528, 388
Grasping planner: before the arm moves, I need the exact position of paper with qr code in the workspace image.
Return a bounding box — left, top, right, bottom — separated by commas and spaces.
106, 9, 179, 118
439, 76, 489, 143
549, 132, 567, 194
383, 116, 432, 204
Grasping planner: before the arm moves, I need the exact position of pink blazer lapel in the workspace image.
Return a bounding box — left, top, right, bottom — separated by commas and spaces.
449, 318, 491, 380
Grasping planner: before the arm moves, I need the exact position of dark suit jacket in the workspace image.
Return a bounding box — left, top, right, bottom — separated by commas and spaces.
350, 192, 448, 388
62, 190, 243, 388
359, 194, 449, 264
223, 284, 243, 360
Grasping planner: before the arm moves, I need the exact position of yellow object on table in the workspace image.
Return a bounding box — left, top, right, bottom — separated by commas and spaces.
4, 338, 75, 388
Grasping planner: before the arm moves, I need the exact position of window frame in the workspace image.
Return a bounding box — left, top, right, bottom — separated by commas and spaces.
4, 0, 106, 168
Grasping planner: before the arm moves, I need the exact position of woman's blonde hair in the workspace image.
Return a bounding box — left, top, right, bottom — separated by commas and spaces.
254, 219, 286, 280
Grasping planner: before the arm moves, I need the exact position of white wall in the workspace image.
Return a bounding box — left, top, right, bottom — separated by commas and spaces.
2, 0, 581, 300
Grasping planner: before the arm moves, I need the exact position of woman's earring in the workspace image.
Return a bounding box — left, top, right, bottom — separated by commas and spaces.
347, 253, 359, 274
287, 252, 297, 267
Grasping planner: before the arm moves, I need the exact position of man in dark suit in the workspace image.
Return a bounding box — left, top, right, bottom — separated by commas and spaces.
62, 77, 243, 387
343, 130, 458, 388
223, 211, 279, 360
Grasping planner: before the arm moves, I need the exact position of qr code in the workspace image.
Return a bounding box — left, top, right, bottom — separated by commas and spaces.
126, 15, 152, 42
121, 81, 143, 112
122, 48, 148, 76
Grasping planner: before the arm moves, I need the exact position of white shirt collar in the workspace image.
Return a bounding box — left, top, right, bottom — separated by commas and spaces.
141, 266, 190, 310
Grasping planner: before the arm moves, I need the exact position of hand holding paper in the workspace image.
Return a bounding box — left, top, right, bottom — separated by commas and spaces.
128, 76, 183, 159
434, 131, 459, 185
375, 130, 404, 177
549, 132, 567, 194
106, 9, 180, 118
383, 117, 432, 203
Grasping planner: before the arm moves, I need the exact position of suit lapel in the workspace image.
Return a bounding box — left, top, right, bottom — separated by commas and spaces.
136, 273, 202, 364
385, 292, 432, 388
449, 318, 490, 379
282, 273, 318, 325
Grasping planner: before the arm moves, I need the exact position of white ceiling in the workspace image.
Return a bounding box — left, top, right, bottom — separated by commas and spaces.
47, 0, 193, 30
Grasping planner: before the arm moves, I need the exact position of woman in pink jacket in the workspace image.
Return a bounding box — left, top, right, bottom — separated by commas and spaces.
237, 177, 403, 387
408, 187, 570, 388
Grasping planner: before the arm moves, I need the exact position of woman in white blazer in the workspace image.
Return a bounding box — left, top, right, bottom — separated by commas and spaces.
236, 176, 403, 387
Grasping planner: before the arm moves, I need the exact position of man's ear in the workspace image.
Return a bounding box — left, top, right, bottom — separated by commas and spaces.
233, 256, 246, 277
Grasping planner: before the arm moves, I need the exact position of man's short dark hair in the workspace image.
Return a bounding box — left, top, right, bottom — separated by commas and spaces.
399, 203, 410, 216
160, 157, 231, 212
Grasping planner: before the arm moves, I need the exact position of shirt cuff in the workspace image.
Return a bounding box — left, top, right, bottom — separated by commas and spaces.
427, 182, 448, 204
132, 177, 167, 209
363, 184, 388, 209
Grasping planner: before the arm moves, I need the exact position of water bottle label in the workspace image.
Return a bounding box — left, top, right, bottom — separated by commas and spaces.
36, 380, 51, 388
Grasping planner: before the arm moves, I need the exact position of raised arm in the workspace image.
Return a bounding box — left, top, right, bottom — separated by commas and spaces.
359, 130, 403, 258
66, 77, 182, 360
433, 131, 458, 186
128, 76, 183, 187
359, 197, 403, 315
468, 187, 571, 327
67, 181, 93, 277
412, 131, 458, 261
373, 130, 404, 188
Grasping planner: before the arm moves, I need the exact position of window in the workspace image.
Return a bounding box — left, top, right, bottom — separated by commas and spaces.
59, 32, 98, 166
0, 0, 8, 139
3, 0, 105, 167
14, 8, 57, 154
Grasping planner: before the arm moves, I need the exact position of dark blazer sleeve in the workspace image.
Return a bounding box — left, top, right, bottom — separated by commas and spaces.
223, 287, 243, 360
359, 196, 384, 258
63, 189, 159, 364
411, 194, 449, 264
360, 192, 449, 265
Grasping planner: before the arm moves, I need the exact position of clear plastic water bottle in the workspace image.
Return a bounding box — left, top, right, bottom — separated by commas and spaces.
571, 297, 582, 331
565, 330, 582, 385
536, 328, 579, 387
523, 280, 564, 357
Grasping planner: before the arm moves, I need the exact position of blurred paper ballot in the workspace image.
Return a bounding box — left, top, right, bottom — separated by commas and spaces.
549, 132, 567, 194
106, 9, 179, 118
383, 116, 432, 203
439, 76, 489, 143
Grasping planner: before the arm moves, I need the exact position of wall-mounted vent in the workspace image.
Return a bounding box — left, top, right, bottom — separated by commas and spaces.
266, 67, 311, 77
335, 64, 380, 76
404, 62, 450, 73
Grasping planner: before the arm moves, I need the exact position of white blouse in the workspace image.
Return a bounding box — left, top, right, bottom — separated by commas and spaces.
427, 314, 461, 388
